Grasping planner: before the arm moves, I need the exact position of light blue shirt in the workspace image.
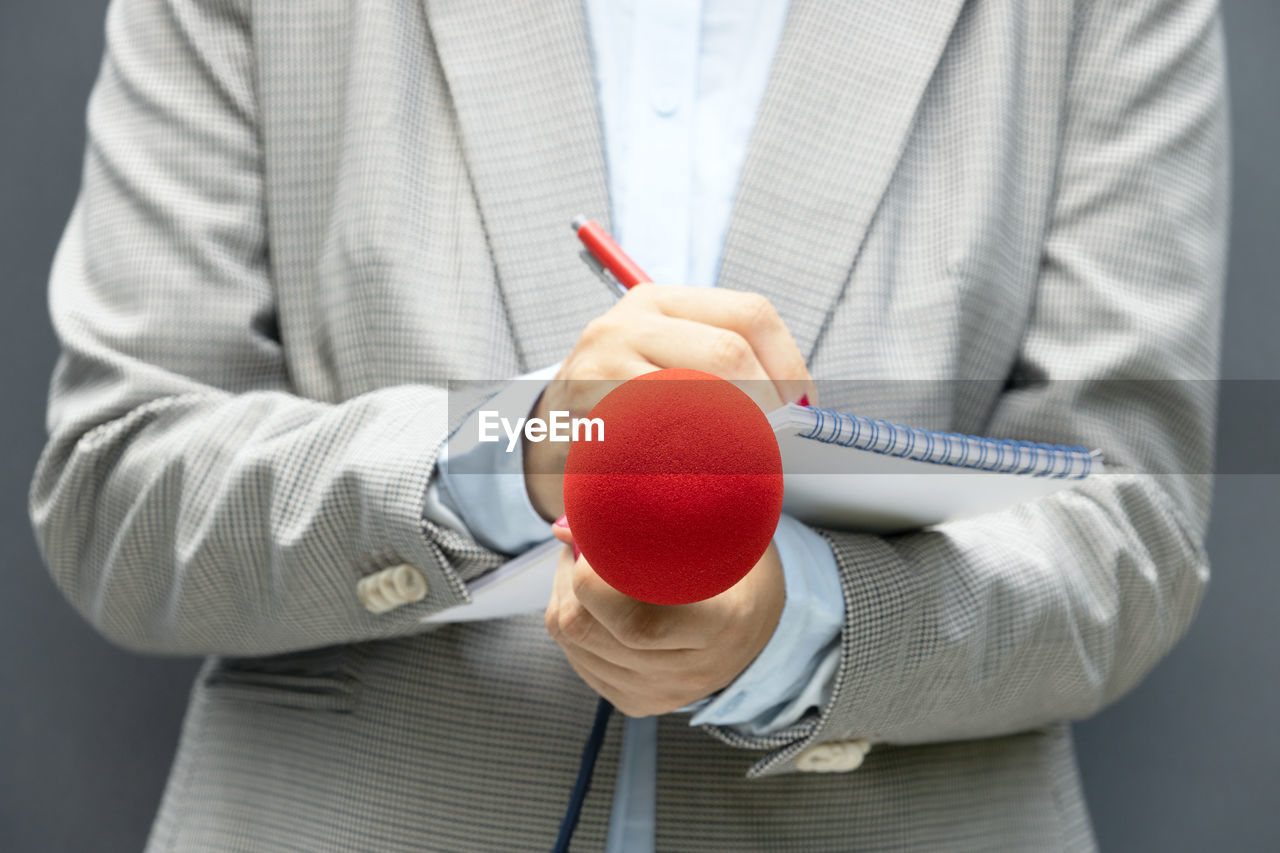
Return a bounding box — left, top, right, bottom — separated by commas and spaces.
431, 1, 845, 850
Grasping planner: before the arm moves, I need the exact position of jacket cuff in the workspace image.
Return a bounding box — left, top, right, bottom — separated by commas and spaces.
688, 515, 843, 735
699, 528, 904, 777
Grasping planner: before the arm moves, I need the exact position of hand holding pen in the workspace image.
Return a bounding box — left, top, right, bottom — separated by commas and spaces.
522, 216, 816, 521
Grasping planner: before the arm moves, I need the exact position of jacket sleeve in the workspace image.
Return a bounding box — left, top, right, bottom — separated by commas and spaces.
705, 0, 1230, 776
28, 0, 504, 657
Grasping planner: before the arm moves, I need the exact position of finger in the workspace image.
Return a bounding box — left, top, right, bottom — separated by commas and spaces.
560, 647, 625, 707
559, 570, 706, 672
551, 356, 663, 412
615, 313, 783, 413
554, 553, 712, 665
544, 358, 650, 411
569, 560, 721, 651
630, 285, 815, 405
546, 551, 663, 714
543, 544, 576, 639
559, 643, 663, 717
548, 548, 620, 654
573, 633, 702, 675
560, 640, 636, 686
560, 643, 702, 717
628, 314, 774, 382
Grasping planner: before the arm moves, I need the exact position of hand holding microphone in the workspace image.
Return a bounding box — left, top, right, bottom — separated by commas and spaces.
546, 521, 785, 718
544, 369, 788, 718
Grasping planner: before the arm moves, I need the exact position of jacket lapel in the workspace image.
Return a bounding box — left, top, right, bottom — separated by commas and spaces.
428, 0, 964, 371
425, 0, 612, 370
719, 0, 966, 362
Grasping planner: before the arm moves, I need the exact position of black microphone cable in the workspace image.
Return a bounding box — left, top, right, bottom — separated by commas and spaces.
552, 697, 614, 853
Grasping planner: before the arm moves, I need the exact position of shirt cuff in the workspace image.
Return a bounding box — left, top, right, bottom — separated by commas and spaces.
432, 363, 561, 555
686, 514, 844, 736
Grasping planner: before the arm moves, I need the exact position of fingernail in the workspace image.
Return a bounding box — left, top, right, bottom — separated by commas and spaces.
554, 514, 570, 529
797, 394, 810, 407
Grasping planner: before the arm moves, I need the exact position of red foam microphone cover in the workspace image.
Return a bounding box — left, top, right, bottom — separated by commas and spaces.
563, 369, 784, 605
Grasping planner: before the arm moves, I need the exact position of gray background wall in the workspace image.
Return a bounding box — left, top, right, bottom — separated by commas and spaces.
1, 1, 1276, 850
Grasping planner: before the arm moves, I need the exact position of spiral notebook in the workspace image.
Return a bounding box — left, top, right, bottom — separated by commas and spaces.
770, 403, 1100, 534
424, 404, 1102, 624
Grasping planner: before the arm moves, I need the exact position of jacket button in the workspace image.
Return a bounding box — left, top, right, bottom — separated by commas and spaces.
795, 739, 871, 773
358, 563, 428, 614
387, 562, 428, 603
357, 574, 392, 614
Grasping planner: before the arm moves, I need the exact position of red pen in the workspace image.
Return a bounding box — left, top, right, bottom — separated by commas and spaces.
571, 215, 652, 290
569, 215, 809, 407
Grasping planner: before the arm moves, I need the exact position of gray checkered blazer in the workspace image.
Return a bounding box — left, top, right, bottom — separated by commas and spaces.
31, 0, 1228, 849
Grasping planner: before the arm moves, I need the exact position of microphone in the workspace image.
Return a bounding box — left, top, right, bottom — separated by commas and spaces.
553, 369, 784, 852
562, 368, 784, 605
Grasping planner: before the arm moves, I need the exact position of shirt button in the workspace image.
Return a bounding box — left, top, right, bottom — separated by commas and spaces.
651, 89, 679, 117
795, 739, 871, 773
